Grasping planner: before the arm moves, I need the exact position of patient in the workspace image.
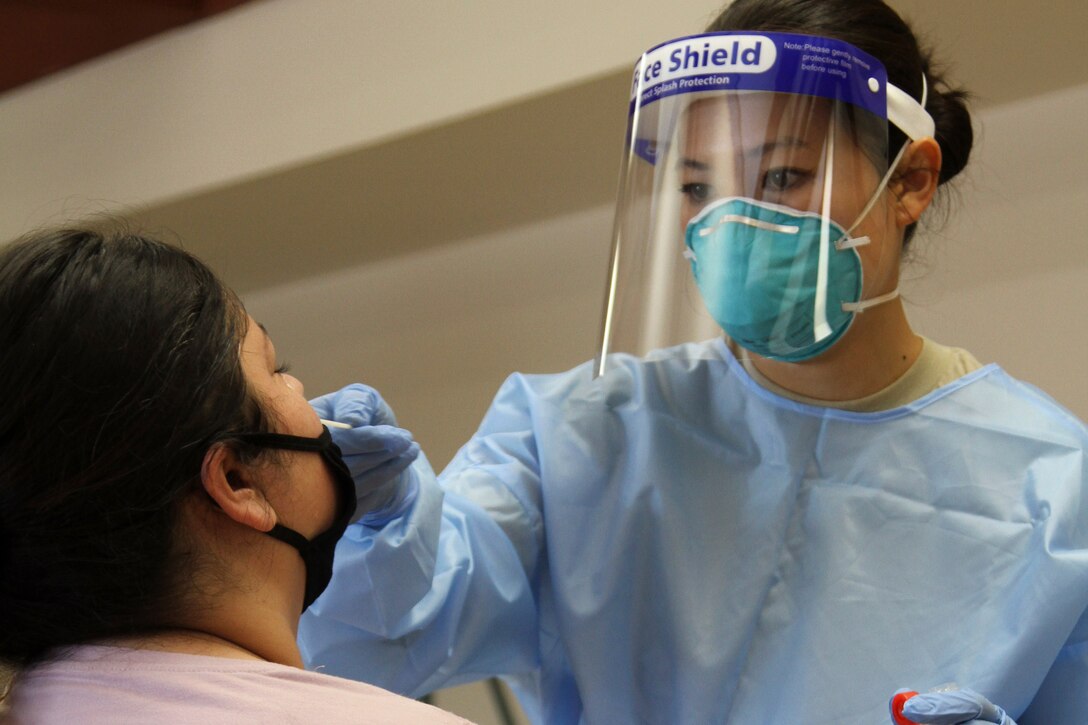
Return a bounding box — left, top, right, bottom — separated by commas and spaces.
0, 226, 470, 724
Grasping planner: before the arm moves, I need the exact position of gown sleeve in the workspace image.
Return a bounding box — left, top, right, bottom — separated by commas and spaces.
298, 373, 550, 698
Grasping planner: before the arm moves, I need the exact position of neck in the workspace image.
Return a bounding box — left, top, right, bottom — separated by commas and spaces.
182, 554, 307, 667
183, 600, 306, 667
102, 596, 305, 668
108, 629, 267, 662
748, 298, 922, 401
110, 501, 310, 668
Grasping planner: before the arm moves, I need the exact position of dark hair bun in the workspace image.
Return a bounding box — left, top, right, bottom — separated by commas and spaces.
708, 0, 976, 186
923, 67, 973, 184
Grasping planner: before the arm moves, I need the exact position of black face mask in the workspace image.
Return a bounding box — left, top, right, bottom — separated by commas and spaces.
232, 427, 356, 611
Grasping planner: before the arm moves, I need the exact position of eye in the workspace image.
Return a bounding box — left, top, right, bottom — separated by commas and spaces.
761, 167, 810, 193
680, 182, 714, 204
274, 361, 291, 375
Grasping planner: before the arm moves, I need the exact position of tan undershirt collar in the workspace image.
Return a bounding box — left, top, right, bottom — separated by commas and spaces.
734, 337, 983, 412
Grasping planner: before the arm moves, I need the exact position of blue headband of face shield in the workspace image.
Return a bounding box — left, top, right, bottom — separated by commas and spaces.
628, 32, 934, 164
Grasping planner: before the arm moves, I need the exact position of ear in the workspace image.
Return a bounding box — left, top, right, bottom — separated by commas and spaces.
200, 443, 277, 533
888, 137, 942, 228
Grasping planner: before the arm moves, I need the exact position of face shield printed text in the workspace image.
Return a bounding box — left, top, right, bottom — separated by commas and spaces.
631, 35, 777, 96
787, 40, 872, 82
781, 39, 874, 72
629, 33, 889, 120
638, 74, 734, 105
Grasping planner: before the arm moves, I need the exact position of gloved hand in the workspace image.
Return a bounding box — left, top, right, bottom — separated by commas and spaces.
891, 687, 1017, 725
310, 383, 421, 525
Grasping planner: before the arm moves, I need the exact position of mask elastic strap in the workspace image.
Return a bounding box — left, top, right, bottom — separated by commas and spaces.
843, 140, 910, 238
836, 235, 870, 251
832, 74, 927, 316
266, 523, 313, 554
811, 116, 838, 343
226, 426, 344, 559
842, 287, 899, 313
832, 147, 906, 315
232, 427, 332, 452
845, 71, 932, 238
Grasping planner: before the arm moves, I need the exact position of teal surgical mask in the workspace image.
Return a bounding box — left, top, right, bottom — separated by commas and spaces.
684, 196, 899, 361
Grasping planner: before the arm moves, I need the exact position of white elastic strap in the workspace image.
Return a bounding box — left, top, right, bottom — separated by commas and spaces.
833, 77, 924, 321
886, 74, 934, 141
812, 119, 836, 343
835, 235, 870, 251
844, 139, 910, 237
845, 73, 931, 236
841, 287, 900, 313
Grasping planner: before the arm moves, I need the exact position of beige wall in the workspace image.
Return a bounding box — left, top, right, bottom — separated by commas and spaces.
903, 84, 1088, 418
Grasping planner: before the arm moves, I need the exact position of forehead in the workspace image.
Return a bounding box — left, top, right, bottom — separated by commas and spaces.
240, 316, 272, 356
681, 93, 832, 153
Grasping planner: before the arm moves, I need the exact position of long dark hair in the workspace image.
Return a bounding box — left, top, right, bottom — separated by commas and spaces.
0, 225, 265, 668
708, 0, 973, 241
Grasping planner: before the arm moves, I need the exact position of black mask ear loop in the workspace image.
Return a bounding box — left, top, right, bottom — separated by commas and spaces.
230, 427, 356, 542
227, 427, 357, 610
232, 427, 337, 453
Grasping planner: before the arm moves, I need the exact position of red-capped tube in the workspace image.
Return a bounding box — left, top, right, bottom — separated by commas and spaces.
890, 690, 921, 725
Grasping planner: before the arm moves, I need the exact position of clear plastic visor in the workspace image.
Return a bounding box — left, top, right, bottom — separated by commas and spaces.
596, 86, 891, 373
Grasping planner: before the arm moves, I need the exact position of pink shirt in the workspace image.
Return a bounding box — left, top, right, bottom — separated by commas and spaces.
0, 646, 473, 724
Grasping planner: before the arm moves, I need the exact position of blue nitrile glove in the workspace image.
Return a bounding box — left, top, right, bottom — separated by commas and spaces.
310, 383, 421, 525
894, 688, 1017, 725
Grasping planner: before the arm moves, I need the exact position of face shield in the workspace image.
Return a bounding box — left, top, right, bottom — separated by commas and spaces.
595, 32, 934, 375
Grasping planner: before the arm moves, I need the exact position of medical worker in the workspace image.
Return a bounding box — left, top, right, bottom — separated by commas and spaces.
299, 1, 1088, 723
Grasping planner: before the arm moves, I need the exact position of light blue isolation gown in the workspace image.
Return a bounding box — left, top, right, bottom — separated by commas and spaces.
299, 338, 1088, 724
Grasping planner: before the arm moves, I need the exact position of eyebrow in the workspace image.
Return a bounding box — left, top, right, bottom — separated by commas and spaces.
679, 137, 812, 173
680, 157, 710, 171
746, 137, 810, 158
